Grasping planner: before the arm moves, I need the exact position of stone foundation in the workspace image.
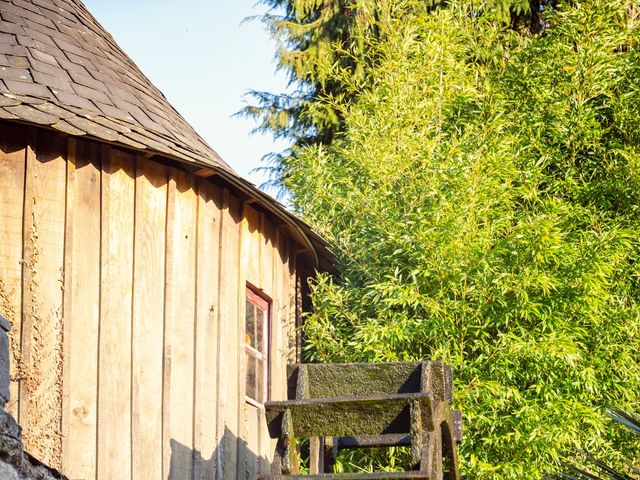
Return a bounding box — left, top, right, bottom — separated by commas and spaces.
0, 315, 66, 480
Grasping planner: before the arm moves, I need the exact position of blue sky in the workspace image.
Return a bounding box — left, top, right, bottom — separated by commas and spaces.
83, 0, 289, 190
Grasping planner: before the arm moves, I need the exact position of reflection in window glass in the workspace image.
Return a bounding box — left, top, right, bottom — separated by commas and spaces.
246, 355, 257, 400
256, 308, 263, 353
245, 301, 255, 349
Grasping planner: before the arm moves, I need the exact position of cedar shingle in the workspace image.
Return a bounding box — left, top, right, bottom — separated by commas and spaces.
55, 21, 85, 39
56, 56, 89, 77
0, 43, 27, 56
0, 11, 22, 25
51, 119, 84, 135
0, 106, 19, 119
15, 34, 36, 48
0, 95, 19, 106
30, 48, 57, 65
0, 54, 28, 68
2, 92, 45, 104
30, 39, 61, 58
21, 26, 56, 47
22, 17, 59, 38
66, 68, 105, 92
32, 70, 71, 91
4, 78, 50, 97
11, 0, 42, 16
90, 114, 132, 134
52, 89, 94, 110
65, 115, 119, 141
53, 37, 86, 58
92, 101, 134, 122
71, 82, 110, 104
64, 51, 93, 69
0, 32, 16, 45
0, 65, 31, 81
5, 103, 56, 124
33, 101, 74, 119
29, 58, 66, 77
0, 20, 22, 35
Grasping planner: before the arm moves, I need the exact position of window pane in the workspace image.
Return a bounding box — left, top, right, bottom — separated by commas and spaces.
246, 354, 257, 401
245, 286, 270, 404
256, 307, 264, 353
245, 301, 255, 349
257, 357, 265, 401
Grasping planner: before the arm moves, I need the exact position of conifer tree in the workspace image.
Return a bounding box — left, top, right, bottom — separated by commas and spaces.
245, 0, 557, 184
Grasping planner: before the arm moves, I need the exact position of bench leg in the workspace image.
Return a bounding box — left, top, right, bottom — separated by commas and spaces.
272, 409, 300, 475
310, 437, 322, 474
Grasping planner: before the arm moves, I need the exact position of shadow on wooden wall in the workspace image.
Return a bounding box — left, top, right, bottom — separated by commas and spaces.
169, 426, 271, 480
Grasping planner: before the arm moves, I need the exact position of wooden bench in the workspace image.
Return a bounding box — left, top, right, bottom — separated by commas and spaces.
262, 362, 462, 480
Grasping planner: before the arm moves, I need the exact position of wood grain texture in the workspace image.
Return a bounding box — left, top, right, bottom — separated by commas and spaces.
238, 204, 259, 480
194, 181, 222, 480
259, 216, 276, 472
270, 229, 291, 466
0, 123, 26, 420
162, 173, 176, 480
243, 404, 260, 480
217, 190, 241, 480
21, 129, 67, 469
0, 123, 307, 480
132, 157, 167, 480
62, 139, 101, 479
166, 169, 197, 480
274, 232, 291, 402
243, 205, 260, 288
97, 146, 135, 480
60, 138, 75, 473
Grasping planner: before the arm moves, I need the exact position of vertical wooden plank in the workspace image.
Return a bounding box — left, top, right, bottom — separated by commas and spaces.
166, 169, 197, 480
162, 174, 176, 480
61, 138, 74, 471
0, 123, 26, 420
260, 216, 275, 300
20, 128, 66, 469
62, 139, 101, 479
290, 250, 300, 365
242, 206, 260, 287
238, 205, 260, 480
194, 181, 222, 480
217, 190, 241, 480
242, 408, 260, 479
267, 228, 289, 468
273, 230, 290, 402
132, 158, 167, 480
290, 255, 305, 363
259, 216, 275, 473
97, 146, 135, 480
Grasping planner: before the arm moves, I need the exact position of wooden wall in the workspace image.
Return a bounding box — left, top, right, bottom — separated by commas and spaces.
0, 123, 303, 480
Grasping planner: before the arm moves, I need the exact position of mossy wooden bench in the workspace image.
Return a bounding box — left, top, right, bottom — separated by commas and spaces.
262, 362, 462, 480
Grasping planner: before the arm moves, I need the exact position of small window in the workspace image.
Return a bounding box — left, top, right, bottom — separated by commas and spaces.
245, 286, 270, 406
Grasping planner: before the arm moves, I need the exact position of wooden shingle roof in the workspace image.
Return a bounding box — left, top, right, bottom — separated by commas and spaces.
0, 0, 232, 170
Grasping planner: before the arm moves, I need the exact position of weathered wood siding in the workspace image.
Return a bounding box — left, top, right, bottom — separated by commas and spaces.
0, 124, 303, 480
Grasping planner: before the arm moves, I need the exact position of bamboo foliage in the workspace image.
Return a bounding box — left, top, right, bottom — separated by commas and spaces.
547, 408, 640, 479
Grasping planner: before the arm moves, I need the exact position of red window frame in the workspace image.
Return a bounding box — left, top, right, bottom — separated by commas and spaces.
244, 286, 270, 407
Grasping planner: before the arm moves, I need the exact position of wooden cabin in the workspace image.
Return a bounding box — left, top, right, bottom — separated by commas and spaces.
0, 1, 333, 479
